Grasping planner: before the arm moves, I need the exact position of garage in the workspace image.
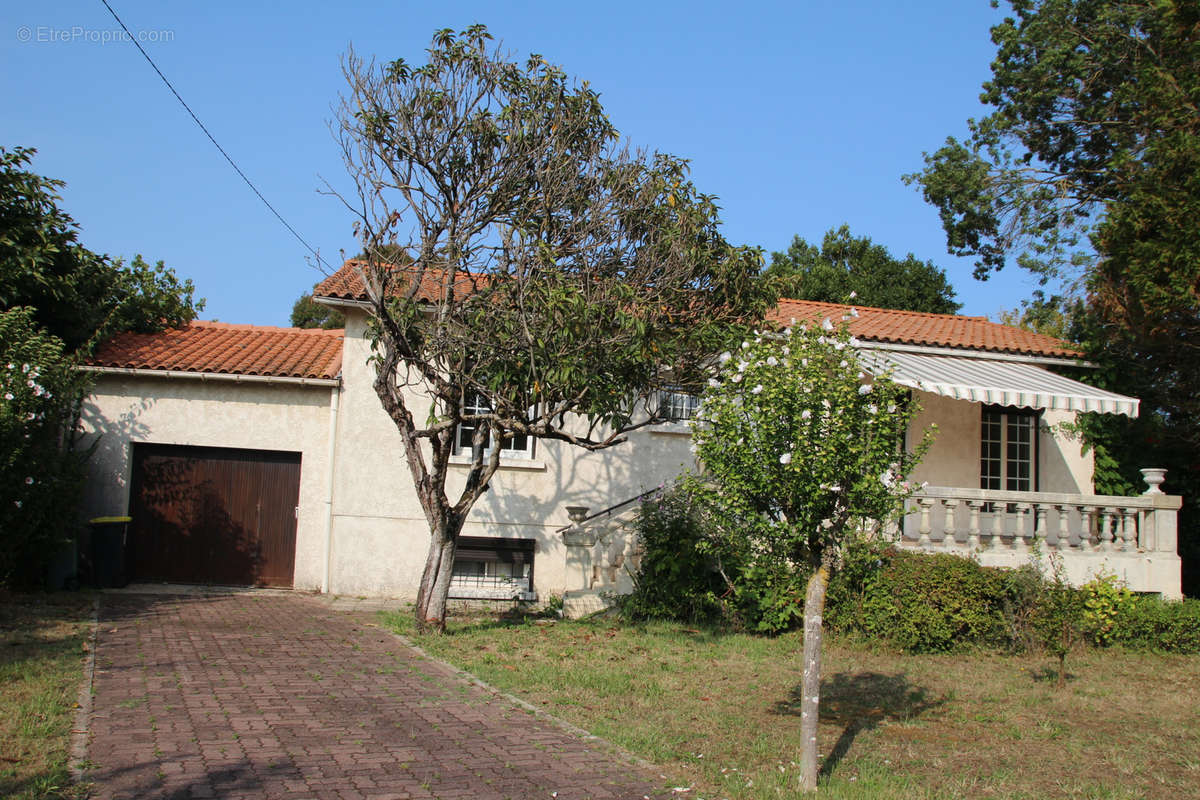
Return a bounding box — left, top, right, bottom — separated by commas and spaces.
127, 443, 302, 587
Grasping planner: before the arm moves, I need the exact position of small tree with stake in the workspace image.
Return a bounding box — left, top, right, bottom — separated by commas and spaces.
692, 319, 931, 792
330, 26, 769, 631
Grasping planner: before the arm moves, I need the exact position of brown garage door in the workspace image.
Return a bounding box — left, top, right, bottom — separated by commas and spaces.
128, 443, 301, 587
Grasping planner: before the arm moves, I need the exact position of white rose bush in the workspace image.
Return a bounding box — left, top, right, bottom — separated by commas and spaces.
0, 308, 90, 587
690, 318, 932, 792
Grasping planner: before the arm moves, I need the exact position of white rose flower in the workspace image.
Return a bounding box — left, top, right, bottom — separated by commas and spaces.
779, 452, 792, 465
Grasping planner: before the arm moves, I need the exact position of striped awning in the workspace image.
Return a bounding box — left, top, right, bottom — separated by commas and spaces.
861, 350, 1139, 417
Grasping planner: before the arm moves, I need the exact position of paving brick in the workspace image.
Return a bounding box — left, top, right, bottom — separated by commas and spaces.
85, 592, 671, 799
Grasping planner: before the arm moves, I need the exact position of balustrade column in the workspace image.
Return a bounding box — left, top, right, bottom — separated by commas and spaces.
1012, 503, 1031, 552
966, 500, 984, 550
1053, 505, 1072, 550
1033, 504, 1049, 546
1079, 506, 1096, 550
942, 499, 959, 548
989, 504, 1004, 551
1121, 509, 1138, 551
916, 498, 934, 548
1099, 508, 1116, 551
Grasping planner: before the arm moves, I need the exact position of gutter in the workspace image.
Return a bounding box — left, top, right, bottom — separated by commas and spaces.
313, 296, 372, 312
80, 365, 341, 387
321, 382, 342, 594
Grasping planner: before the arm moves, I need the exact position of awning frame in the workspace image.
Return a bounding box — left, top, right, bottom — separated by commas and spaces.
858, 347, 1139, 418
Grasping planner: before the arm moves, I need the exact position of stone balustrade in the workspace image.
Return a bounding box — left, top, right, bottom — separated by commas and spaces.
903, 472, 1181, 597
559, 470, 1184, 616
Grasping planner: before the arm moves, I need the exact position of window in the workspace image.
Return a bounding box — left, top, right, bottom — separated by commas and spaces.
980, 406, 1038, 493
449, 537, 535, 599
456, 392, 533, 459
657, 388, 700, 422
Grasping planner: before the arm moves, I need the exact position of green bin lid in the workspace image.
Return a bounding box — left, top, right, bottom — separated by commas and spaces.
89, 516, 132, 524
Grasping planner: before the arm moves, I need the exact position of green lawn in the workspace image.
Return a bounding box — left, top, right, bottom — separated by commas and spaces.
382, 610, 1200, 799
0, 592, 93, 800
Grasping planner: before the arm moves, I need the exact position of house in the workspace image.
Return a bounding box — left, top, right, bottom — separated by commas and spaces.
78, 261, 1182, 606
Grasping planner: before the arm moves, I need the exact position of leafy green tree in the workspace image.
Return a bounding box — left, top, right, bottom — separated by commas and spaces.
907, 0, 1197, 285
692, 322, 931, 791
908, 0, 1200, 593
290, 291, 345, 329
767, 225, 961, 314
332, 27, 770, 630
0, 146, 203, 351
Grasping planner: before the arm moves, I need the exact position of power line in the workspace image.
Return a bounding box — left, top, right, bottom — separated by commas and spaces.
98, 0, 332, 271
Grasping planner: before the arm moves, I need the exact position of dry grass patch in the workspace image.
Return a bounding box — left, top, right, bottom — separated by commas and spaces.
0, 592, 93, 800
382, 610, 1200, 799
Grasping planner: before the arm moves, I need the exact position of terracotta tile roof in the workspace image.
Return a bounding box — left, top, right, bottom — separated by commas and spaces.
315, 261, 1079, 359
314, 260, 485, 303
767, 298, 1080, 358
88, 321, 344, 380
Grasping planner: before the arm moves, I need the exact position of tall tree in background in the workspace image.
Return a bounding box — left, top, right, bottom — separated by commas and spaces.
909, 0, 1200, 593
1, 146, 202, 350
766, 225, 960, 314
333, 27, 769, 630
291, 290, 345, 329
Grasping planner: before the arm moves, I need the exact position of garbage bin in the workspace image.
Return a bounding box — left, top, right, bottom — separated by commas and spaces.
88, 516, 131, 588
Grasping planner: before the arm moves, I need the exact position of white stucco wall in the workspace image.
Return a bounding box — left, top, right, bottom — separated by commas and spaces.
324, 311, 697, 598
907, 390, 1094, 494
79, 375, 336, 591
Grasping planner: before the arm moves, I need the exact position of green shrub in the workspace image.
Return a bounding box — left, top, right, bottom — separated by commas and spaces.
0, 308, 91, 588
830, 549, 1039, 653
727, 561, 808, 634
1110, 596, 1200, 653
619, 481, 810, 633
1080, 570, 1135, 646
619, 486, 729, 624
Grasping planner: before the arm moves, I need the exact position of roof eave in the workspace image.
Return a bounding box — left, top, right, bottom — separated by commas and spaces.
313, 295, 373, 311
80, 365, 342, 387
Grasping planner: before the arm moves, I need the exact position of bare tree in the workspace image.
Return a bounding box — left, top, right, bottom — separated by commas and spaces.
330, 26, 769, 630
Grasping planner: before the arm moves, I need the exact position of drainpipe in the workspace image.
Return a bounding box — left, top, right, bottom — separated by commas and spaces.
321, 381, 342, 593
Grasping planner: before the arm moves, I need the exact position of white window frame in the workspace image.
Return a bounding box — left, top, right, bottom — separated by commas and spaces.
980, 405, 1039, 493
455, 392, 535, 460
657, 387, 700, 423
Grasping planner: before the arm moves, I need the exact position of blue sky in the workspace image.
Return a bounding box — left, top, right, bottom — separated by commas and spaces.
5, 0, 1053, 327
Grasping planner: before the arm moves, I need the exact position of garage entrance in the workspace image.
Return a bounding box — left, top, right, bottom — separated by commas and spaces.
128, 443, 301, 587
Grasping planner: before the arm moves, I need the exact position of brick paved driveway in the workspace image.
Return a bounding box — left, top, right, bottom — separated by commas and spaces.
85, 592, 669, 800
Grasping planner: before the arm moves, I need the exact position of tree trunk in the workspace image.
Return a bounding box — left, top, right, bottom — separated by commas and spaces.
414, 521, 460, 633
798, 558, 831, 793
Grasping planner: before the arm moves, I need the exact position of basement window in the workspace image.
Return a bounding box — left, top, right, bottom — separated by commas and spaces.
448, 536, 536, 601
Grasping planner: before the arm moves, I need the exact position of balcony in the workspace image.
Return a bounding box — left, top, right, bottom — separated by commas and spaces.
902, 473, 1181, 597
